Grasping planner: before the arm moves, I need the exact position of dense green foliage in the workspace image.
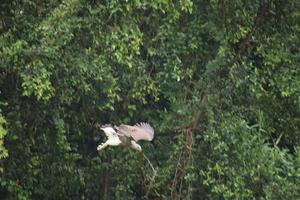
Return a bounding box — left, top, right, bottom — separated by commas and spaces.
1, 0, 300, 199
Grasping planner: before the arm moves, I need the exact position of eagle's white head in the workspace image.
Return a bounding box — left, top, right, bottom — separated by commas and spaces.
100, 126, 116, 134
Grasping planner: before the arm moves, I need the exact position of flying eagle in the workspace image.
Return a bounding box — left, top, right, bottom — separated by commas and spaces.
97, 122, 154, 151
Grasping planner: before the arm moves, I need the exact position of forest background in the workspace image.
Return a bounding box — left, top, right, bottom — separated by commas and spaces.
0, 0, 300, 199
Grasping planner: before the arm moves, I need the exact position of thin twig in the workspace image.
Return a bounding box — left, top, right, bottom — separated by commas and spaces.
142, 152, 157, 198
171, 146, 184, 198
142, 152, 156, 174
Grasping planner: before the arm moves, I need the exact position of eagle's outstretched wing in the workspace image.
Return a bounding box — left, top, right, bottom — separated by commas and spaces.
117, 122, 154, 142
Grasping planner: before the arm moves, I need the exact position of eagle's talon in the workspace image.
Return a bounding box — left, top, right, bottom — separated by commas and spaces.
97, 144, 105, 151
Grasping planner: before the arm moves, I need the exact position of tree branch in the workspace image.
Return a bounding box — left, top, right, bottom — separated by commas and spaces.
229, 1, 270, 66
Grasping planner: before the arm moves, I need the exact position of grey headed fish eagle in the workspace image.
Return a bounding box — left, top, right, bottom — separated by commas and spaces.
97, 122, 154, 151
